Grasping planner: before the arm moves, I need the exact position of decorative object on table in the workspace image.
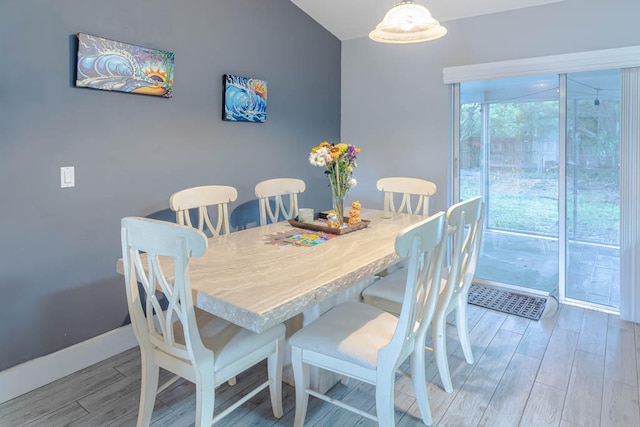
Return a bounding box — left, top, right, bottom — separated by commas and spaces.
326, 210, 340, 229
309, 141, 361, 227
265, 229, 336, 246
284, 233, 333, 246
287, 212, 369, 235
298, 208, 314, 224
348, 200, 362, 225
223, 74, 267, 122
75, 33, 174, 98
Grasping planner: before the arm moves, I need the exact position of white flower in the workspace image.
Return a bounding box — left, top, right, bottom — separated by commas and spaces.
348, 178, 357, 188
309, 147, 328, 167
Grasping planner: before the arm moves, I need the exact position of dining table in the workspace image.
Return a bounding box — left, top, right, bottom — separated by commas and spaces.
116, 208, 424, 390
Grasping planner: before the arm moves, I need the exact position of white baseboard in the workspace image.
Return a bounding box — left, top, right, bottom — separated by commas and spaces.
0, 324, 138, 404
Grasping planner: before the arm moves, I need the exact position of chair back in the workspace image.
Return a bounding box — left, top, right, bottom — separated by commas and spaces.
377, 177, 437, 217
255, 178, 306, 225
169, 185, 238, 237
439, 196, 484, 312
121, 217, 209, 364
378, 211, 447, 369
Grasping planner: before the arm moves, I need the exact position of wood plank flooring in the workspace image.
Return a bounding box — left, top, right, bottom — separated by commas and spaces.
2, 303, 639, 426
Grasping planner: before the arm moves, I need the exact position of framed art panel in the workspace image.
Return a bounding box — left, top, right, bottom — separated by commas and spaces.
75, 33, 174, 98
223, 74, 267, 122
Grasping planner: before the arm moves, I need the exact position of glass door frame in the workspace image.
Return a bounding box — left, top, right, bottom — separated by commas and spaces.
445, 46, 640, 321
450, 73, 618, 314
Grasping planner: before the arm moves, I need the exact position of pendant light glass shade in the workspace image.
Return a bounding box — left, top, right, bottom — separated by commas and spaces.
369, 1, 447, 44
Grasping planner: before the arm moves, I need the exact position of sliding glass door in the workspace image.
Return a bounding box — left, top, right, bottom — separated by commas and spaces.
456, 70, 620, 311
459, 75, 561, 295
565, 70, 620, 307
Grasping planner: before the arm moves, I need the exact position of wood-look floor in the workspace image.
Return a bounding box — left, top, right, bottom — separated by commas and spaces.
2, 303, 639, 426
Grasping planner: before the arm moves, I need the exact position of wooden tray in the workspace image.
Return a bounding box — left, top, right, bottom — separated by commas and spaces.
288, 212, 370, 235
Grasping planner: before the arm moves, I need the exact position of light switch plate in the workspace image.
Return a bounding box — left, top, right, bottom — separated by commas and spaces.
61, 166, 75, 188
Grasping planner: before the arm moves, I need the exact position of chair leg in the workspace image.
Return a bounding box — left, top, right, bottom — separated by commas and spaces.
375, 369, 396, 427
432, 315, 454, 393
292, 347, 310, 427
137, 350, 159, 427
268, 337, 284, 418
194, 367, 215, 427
411, 333, 433, 426
455, 298, 474, 364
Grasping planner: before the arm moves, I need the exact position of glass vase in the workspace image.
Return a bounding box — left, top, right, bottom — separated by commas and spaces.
332, 193, 345, 227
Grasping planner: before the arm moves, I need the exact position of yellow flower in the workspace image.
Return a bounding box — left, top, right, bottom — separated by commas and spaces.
311, 141, 331, 153
335, 143, 348, 152
329, 146, 342, 159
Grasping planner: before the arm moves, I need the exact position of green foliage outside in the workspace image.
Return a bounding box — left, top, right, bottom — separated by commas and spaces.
460, 98, 620, 246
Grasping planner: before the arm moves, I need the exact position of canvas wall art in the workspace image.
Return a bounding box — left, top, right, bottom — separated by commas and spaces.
223, 74, 267, 122
75, 33, 174, 98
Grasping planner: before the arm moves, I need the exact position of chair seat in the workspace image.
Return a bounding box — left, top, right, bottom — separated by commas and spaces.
289, 301, 398, 369
363, 274, 448, 317
174, 308, 286, 370
362, 275, 405, 316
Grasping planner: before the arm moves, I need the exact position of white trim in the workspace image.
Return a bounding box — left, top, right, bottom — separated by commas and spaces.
619, 67, 640, 323
443, 46, 640, 84
557, 74, 567, 304
474, 278, 550, 298
0, 324, 137, 404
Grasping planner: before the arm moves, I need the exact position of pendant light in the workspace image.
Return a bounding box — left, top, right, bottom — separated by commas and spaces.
369, 0, 447, 44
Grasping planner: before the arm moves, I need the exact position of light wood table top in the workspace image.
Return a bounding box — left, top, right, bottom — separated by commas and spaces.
116, 208, 424, 333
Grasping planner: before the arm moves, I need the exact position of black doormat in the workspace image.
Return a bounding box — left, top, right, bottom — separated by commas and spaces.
468, 284, 547, 321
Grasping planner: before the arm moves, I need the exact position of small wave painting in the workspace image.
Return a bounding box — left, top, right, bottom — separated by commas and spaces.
223, 74, 267, 123
75, 33, 174, 98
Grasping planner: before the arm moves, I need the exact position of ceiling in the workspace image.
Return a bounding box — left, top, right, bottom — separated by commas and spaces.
290, 0, 565, 41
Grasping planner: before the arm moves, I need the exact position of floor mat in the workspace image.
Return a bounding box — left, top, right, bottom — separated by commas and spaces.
468, 284, 547, 321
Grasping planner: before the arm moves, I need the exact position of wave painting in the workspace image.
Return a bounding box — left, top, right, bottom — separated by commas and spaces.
75, 33, 174, 98
223, 74, 267, 123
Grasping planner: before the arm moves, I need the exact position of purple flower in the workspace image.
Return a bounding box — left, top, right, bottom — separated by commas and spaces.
347, 145, 358, 160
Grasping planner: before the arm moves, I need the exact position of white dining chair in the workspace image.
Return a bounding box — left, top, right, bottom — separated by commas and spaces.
432, 196, 484, 392
376, 176, 437, 275
254, 178, 306, 225
169, 185, 238, 237
362, 196, 484, 394
289, 211, 447, 426
377, 177, 437, 218
121, 217, 285, 427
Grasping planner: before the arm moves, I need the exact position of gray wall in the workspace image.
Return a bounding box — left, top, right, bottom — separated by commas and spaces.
0, 0, 340, 371
341, 0, 640, 214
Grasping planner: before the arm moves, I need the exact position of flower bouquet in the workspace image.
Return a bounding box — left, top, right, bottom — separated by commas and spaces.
309, 141, 361, 226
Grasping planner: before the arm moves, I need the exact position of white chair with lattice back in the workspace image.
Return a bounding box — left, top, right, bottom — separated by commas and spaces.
121, 217, 285, 427
377, 177, 437, 218
289, 212, 447, 427
362, 196, 484, 394
254, 178, 306, 225
376, 177, 436, 275
432, 196, 484, 392
169, 185, 238, 237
